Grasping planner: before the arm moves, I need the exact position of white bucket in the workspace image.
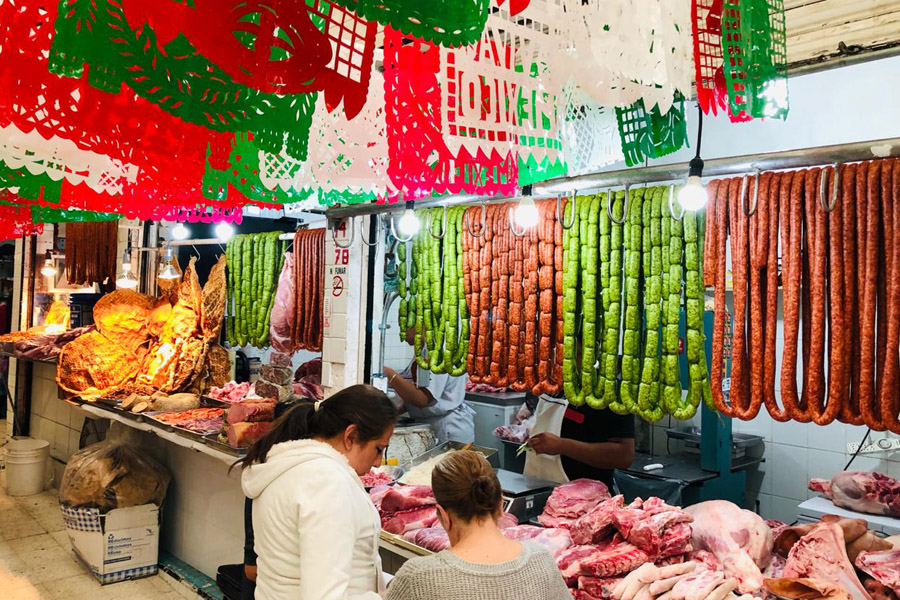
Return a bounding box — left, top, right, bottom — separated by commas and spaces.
5, 437, 50, 496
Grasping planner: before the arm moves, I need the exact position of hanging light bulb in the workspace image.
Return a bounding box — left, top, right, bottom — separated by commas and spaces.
215, 222, 234, 243
40, 249, 57, 278
514, 196, 539, 229
677, 106, 709, 212
157, 245, 180, 280
397, 200, 420, 237
171, 222, 190, 241
116, 249, 138, 289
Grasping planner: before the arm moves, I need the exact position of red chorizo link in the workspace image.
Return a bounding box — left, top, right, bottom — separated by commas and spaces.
781, 170, 809, 422
747, 174, 766, 420
756, 172, 770, 269
821, 167, 847, 425
880, 159, 900, 432
838, 164, 864, 425
876, 162, 893, 403
712, 178, 736, 417
704, 179, 720, 288
860, 161, 885, 431
763, 171, 791, 422
805, 169, 833, 423
729, 176, 754, 419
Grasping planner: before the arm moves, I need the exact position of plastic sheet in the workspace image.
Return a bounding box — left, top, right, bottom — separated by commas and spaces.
259, 68, 393, 201
330, 0, 490, 46
0, 124, 138, 196
721, 0, 789, 120
384, 0, 565, 196
60, 422, 171, 512
562, 85, 625, 175
615, 97, 689, 168
0, 0, 226, 197
558, 0, 693, 114
49, 0, 318, 160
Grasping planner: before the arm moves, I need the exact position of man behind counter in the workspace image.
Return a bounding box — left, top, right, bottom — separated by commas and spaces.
522, 393, 635, 489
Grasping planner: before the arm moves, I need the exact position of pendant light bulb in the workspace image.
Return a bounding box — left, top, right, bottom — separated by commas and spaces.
678, 106, 708, 212
158, 245, 180, 280
40, 249, 57, 278
215, 222, 234, 243
514, 196, 539, 229
116, 250, 138, 289
397, 201, 420, 237
678, 174, 708, 212
171, 222, 190, 241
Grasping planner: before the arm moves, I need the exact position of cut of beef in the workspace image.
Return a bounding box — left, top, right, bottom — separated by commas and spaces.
856, 550, 900, 595
381, 506, 438, 535
497, 512, 519, 530
225, 421, 272, 447
577, 576, 622, 599
540, 479, 611, 528
783, 522, 871, 600
226, 399, 276, 424
502, 525, 545, 541
558, 545, 609, 586
530, 528, 575, 558
685, 500, 773, 594
810, 472, 900, 517
571, 495, 625, 545
658, 522, 693, 558
612, 499, 692, 556
378, 485, 436, 514
578, 542, 650, 578
409, 526, 451, 552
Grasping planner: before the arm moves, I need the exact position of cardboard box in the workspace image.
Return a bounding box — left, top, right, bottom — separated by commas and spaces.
61, 503, 160, 584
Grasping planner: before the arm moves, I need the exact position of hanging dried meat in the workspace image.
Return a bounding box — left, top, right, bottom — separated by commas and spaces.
65, 221, 118, 287
57, 257, 230, 400
291, 229, 326, 352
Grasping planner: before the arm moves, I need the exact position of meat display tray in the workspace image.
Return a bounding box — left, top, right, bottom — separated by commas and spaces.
202, 434, 247, 457
401, 441, 499, 471
144, 412, 223, 442
200, 396, 230, 409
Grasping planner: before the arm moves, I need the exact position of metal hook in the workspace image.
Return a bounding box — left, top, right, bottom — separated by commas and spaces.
389, 213, 414, 243
558, 191, 576, 230
330, 217, 355, 249
464, 203, 487, 238
819, 163, 841, 213
740, 170, 760, 217
509, 206, 527, 237
428, 206, 448, 240
668, 184, 684, 222
608, 185, 630, 225
359, 214, 381, 247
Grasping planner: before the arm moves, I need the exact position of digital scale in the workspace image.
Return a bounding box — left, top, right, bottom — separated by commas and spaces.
496, 469, 557, 522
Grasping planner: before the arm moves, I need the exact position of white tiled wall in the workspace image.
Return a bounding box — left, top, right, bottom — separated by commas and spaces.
27, 362, 88, 485
382, 298, 415, 372
158, 444, 244, 579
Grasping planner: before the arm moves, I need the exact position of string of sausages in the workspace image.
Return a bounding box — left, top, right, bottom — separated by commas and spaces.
460, 201, 564, 393
66, 221, 118, 287
705, 158, 900, 431
291, 228, 325, 351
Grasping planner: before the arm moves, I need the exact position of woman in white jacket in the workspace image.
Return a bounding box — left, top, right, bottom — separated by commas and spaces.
241, 385, 398, 600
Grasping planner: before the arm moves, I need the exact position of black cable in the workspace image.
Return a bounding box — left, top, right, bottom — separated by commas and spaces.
694, 104, 703, 159
844, 427, 871, 471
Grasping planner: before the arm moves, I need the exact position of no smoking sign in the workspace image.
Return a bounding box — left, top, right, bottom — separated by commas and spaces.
332, 275, 344, 296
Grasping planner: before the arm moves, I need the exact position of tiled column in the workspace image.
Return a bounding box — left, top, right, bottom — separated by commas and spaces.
322, 217, 369, 397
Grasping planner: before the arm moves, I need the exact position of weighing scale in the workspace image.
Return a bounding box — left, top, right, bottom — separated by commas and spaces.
496, 469, 557, 522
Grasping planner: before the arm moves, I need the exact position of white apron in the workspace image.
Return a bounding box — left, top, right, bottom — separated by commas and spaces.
524, 395, 570, 484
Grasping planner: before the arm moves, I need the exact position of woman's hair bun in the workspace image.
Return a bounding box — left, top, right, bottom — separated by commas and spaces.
432, 451, 503, 523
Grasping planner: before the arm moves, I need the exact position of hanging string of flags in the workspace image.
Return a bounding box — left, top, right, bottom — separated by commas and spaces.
0, 0, 789, 235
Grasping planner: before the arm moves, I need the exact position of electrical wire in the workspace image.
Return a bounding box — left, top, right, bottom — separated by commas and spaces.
844, 428, 872, 471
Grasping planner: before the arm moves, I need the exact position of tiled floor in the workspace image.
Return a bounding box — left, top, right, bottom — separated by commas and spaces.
0, 423, 206, 600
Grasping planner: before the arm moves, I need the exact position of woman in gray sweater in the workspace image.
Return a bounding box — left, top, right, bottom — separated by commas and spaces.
385, 451, 571, 600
